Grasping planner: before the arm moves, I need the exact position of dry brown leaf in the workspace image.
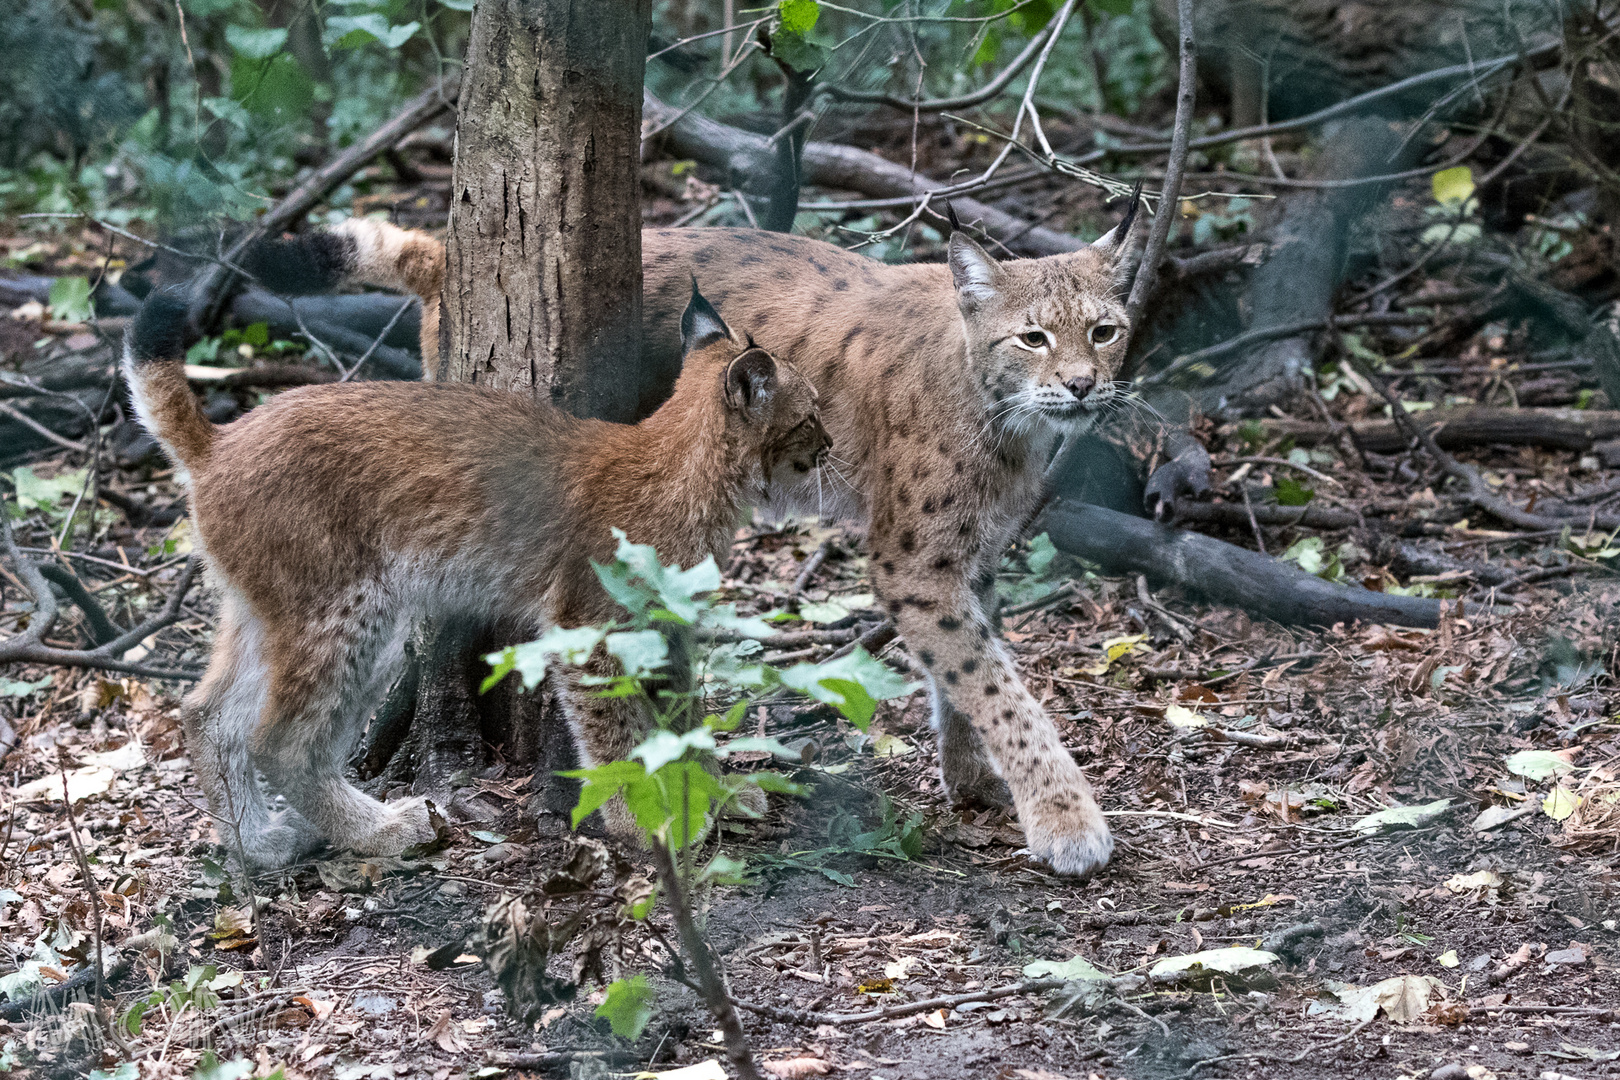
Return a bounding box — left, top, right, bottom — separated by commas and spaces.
425, 1008, 467, 1054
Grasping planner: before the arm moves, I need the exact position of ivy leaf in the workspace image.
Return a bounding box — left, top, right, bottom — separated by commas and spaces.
595, 975, 655, 1040
324, 14, 418, 49
771, 29, 827, 73
1431, 166, 1475, 209
47, 276, 93, 322
1273, 475, 1315, 506
485, 625, 606, 691
224, 25, 288, 60
191, 1052, 254, 1080
1026, 532, 1059, 577
777, 0, 820, 33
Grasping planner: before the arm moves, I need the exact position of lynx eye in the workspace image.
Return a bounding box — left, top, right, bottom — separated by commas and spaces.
1090, 324, 1119, 346
1020, 330, 1048, 349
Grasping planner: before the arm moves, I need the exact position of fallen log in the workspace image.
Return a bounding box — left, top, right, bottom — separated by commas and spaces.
1237, 407, 1620, 454
1037, 497, 1444, 628
644, 90, 1086, 258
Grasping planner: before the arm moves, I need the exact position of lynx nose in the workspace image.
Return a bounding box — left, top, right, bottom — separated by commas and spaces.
1065, 376, 1095, 401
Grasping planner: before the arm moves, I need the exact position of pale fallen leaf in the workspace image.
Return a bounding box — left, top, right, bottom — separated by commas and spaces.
1444, 870, 1503, 893
642, 1062, 728, 1080
1543, 787, 1582, 821
1504, 749, 1577, 782
1472, 804, 1524, 831
1022, 956, 1111, 982
1013, 1071, 1071, 1080
762, 1060, 831, 1079
1164, 703, 1207, 729
870, 733, 915, 758
1371, 974, 1441, 1023
1080, 634, 1149, 675
882, 956, 922, 980
1353, 799, 1452, 833
922, 1008, 946, 1030
1438, 950, 1460, 968
1148, 947, 1280, 989
9, 765, 115, 804
1545, 942, 1591, 966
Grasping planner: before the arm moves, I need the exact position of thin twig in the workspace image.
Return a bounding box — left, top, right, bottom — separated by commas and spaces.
734, 977, 1067, 1026
0, 402, 90, 453
1124, 0, 1196, 334
791, 539, 831, 596
340, 296, 416, 382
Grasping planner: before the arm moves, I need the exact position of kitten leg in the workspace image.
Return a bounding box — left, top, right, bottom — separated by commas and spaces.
934, 557, 1012, 809
254, 617, 434, 858
184, 598, 315, 869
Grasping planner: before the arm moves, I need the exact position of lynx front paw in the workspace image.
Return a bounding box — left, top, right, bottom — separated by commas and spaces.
1018, 792, 1113, 879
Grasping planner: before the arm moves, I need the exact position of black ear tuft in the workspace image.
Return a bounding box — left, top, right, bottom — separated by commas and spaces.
944, 201, 962, 235
725, 348, 778, 413
1091, 178, 1144, 255
681, 277, 732, 357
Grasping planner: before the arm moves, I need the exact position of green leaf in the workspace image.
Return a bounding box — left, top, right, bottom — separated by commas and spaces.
88, 1064, 139, 1080
777, 0, 820, 34
1431, 166, 1475, 208
239, 321, 270, 347
1504, 749, 1577, 782
1352, 798, 1452, 833
772, 29, 827, 73
191, 1051, 254, 1080
797, 600, 850, 624
323, 14, 418, 49
595, 975, 655, 1039
0, 676, 52, 698
468, 830, 506, 844
1281, 536, 1325, 575
492, 625, 606, 690
1023, 955, 1111, 981
1026, 532, 1059, 577
225, 25, 288, 60
632, 728, 716, 775
778, 647, 915, 731
563, 760, 645, 828
47, 276, 93, 322
438, 0, 474, 8
231, 53, 314, 121
1273, 475, 1315, 506
10, 466, 86, 518
697, 852, 749, 885
605, 629, 668, 678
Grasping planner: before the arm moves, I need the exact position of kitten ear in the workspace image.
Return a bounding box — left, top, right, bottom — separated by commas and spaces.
1090, 177, 1144, 258
681, 278, 732, 358
948, 232, 1000, 309
725, 348, 778, 416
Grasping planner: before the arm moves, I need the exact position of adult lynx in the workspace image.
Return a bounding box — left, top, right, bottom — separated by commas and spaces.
639, 209, 1139, 878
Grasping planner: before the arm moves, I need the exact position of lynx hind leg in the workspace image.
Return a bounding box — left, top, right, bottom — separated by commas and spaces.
933, 692, 1013, 810
253, 615, 434, 859
184, 599, 319, 870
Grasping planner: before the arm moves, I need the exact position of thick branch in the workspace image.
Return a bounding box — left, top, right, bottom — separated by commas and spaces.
1037, 498, 1444, 628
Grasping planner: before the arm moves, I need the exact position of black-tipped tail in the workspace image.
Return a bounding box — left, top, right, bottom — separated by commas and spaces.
239, 230, 358, 296
126, 286, 190, 365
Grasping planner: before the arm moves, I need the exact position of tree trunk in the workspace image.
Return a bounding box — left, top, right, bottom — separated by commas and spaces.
439, 0, 652, 415
392, 0, 653, 814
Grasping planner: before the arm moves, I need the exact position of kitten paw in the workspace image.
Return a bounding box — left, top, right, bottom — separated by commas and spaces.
352, 798, 437, 856
1019, 794, 1114, 879
724, 784, 769, 820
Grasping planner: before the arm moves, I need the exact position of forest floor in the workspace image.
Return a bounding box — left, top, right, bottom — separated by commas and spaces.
2, 429, 1619, 1080
5, 112, 1620, 1080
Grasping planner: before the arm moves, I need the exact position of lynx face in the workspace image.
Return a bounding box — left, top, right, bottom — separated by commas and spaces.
682, 288, 831, 493
949, 232, 1131, 430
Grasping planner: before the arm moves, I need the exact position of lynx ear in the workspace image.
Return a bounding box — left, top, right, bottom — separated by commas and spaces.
1090, 178, 1144, 257
948, 232, 1000, 309
725, 348, 778, 415
681, 278, 732, 358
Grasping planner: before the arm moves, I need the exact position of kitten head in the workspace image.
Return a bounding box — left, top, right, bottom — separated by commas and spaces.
681, 281, 830, 486
948, 189, 1139, 430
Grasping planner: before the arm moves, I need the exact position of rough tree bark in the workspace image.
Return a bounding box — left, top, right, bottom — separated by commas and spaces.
382, 0, 654, 816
